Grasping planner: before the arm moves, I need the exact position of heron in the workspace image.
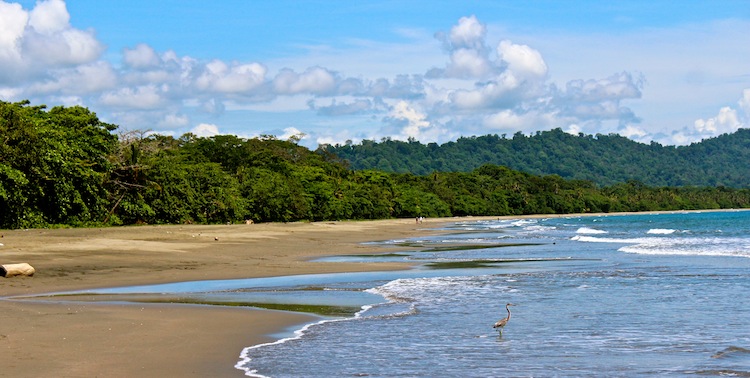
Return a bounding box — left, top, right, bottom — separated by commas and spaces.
493, 303, 515, 335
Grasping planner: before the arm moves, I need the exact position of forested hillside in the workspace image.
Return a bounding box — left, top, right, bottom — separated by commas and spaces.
2, 100, 750, 229
323, 129, 750, 188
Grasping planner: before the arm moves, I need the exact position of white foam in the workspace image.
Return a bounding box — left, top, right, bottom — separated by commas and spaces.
235, 301, 378, 377
576, 227, 608, 234
571, 235, 643, 243
525, 225, 553, 230
571, 233, 750, 258
511, 219, 536, 227
619, 237, 750, 258
647, 229, 677, 235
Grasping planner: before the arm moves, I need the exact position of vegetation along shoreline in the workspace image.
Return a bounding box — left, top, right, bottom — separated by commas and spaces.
2, 100, 749, 231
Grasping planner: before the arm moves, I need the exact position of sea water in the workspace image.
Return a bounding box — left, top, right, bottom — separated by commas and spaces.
236, 210, 750, 377
58, 211, 750, 377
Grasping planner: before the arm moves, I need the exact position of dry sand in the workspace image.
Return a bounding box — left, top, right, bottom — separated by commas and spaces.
0, 218, 458, 377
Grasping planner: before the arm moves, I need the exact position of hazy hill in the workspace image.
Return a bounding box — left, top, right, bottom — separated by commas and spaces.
323, 128, 750, 188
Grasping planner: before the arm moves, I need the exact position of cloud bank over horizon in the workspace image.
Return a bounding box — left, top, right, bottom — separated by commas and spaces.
1, 0, 748, 148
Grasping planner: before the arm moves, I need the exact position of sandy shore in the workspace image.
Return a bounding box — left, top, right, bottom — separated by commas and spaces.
0, 218, 458, 377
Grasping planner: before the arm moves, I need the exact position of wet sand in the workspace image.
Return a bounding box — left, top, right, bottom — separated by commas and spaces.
0, 218, 454, 377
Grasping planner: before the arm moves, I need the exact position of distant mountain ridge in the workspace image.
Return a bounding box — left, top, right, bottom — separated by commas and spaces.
323, 128, 750, 188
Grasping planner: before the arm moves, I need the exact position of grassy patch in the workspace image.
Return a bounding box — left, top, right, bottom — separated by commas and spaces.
159, 299, 361, 316
425, 257, 598, 270
420, 243, 541, 252
332, 253, 411, 258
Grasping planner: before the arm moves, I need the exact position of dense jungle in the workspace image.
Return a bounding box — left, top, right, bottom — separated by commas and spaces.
2, 100, 749, 229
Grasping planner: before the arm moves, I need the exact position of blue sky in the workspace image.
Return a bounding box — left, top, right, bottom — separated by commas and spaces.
1, 1, 748, 148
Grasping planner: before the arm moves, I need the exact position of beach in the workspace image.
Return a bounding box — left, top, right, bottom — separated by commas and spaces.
0, 218, 448, 377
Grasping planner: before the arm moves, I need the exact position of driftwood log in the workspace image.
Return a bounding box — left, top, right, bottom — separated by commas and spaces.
1, 263, 36, 277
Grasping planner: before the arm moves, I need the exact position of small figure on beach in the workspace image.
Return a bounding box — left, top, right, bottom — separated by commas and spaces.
493, 303, 515, 335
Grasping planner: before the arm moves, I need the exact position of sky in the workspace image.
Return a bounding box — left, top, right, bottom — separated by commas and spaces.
1, 1, 749, 149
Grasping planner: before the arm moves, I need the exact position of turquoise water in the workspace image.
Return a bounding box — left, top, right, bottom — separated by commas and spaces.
65, 210, 750, 377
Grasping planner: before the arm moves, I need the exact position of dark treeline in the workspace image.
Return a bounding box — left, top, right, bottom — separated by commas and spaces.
2, 100, 750, 229
324, 128, 750, 188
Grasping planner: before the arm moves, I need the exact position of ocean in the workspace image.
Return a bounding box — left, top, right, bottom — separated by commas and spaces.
74, 210, 750, 377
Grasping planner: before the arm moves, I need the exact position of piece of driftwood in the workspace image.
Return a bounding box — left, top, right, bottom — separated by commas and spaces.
1, 263, 36, 277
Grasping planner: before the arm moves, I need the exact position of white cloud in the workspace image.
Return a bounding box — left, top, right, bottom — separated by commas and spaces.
619, 125, 648, 139
666, 89, 749, 143
739, 88, 750, 119
0, 2, 27, 63
446, 48, 493, 79
191, 123, 220, 137
431, 15, 493, 79
310, 98, 380, 116
497, 40, 547, 80
694, 107, 740, 135
565, 124, 582, 135
384, 100, 446, 141
28, 0, 68, 34
23, 26, 102, 65
447, 15, 486, 51
100, 84, 165, 109
273, 67, 337, 95
123, 43, 161, 69
560, 72, 643, 103
1, 3, 745, 149
27, 61, 117, 95
552, 72, 643, 127
195, 60, 267, 93
158, 113, 189, 128
693, 89, 750, 138
279, 126, 306, 141
0, 0, 102, 83
483, 109, 557, 132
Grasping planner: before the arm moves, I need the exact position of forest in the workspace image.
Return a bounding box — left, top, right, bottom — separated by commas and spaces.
2, 100, 750, 229
324, 128, 750, 188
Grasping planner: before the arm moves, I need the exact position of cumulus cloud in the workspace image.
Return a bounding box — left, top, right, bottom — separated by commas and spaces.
483, 109, 557, 132
27, 61, 117, 95
430, 15, 493, 79
497, 40, 547, 80
383, 101, 446, 141
123, 43, 162, 69
195, 60, 267, 93
310, 98, 381, 116
0, 2, 27, 61
0, 0, 103, 83
619, 125, 649, 140
446, 15, 486, 51
551, 71, 644, 127
273, 67, 337, 95
191, 123, 220, 137
2, 3, 740, 148
561, 72, 643, 102
739, 88, 750, 119
28, 0, 69, 34
666, 88, 749, 143
100, 84, 166, 109
364, 75, 425, 99
424, 19, 555, 135
694, 107, 741, 135
279, 126, 306, 141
